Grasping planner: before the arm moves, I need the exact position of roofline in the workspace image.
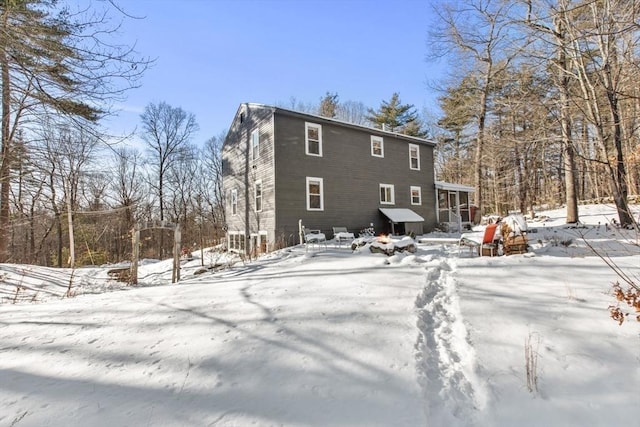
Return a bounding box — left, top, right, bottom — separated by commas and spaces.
242, 102, 436, 146
435, 181, 475, 192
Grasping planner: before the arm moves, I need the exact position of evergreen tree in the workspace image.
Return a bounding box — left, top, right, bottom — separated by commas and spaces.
366, 93, 427, 137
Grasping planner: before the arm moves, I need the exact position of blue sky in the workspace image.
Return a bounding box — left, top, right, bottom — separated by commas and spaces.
105, 0, 446, 145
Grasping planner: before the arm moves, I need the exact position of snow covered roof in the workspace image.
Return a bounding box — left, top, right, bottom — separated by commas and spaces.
379, 208, 425, 223
435, 181, 475, 192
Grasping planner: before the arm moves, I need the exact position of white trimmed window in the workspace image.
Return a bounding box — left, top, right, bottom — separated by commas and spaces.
228, 231, 245, 252
306, 177, 324, 211
305, 122, 322, 156
231, 189, 238, 215
410, 186, 422, 205
380, 183, 395, 205
255, 180, 262, 212
251, 129, 260, 160
371, 136, 384, 157
409, 144, 420, 170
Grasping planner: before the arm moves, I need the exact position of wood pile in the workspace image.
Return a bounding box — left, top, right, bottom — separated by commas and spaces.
503, 235, 528, 255
501, 215, 529, 255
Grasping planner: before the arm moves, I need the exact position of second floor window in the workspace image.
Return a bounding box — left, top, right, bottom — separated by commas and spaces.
380, 183, 395, 205
231, 189, 238, 215
255, 180, 262, 212
306, 177, 324, 210
409, 144, 420, 170
371, 136, 384, 157
251, 130, 260, 160
305, 122, 322, 156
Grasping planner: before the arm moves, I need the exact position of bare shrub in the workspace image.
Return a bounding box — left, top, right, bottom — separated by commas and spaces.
609, 282, 640, 325
525, 332, 540, 394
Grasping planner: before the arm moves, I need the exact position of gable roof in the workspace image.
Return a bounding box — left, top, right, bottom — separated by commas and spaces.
233, 102, 435, 146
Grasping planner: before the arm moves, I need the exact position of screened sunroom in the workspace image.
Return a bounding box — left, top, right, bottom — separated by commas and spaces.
435, 181, 476, 231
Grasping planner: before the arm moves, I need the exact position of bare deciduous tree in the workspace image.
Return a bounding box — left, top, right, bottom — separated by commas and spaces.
0, 0, 151, 261
428, 0, 518, 221
140, 101, 199, 223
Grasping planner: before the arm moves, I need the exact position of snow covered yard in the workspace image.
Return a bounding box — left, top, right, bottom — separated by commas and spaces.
1, 249, 429, 427
0, 204, 638, 426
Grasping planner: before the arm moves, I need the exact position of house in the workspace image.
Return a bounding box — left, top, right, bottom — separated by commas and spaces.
222, 103, 447, 254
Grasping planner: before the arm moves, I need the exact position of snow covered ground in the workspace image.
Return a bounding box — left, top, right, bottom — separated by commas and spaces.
0, 204, 638, 426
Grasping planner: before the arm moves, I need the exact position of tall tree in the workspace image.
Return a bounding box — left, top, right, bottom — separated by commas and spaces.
0, 0, 150, 261
201, 132, 226, 226
562, 0, 637, 228
319, 92, 339, 118
335, 100, 369, 125
429, 0, 516, 222
437, 75, 477, 183
366, 92, 427, 137
40, 121, 98, 268
524, 0, 581, 223
110, 147, 144, 258
140, 101, 198, 223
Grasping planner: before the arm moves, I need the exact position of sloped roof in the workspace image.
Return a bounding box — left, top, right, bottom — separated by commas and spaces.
234, 102, 435, 146
379, 208, 425, 223
435, 181, 475, 192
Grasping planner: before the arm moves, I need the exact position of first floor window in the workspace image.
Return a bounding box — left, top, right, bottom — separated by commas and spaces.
380, 183, 395, 205
411, 186, 422, 205
231, 189, 238, 215
255, 180, 263, 212
228, 231, 245, 252
306, 177, 324, 210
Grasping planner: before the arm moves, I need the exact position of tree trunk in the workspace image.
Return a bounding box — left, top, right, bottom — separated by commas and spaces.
606, 84, 634, 227
474, 86, 489, 223
0, 8, 11, 262
66, 185, 75, 268
56, 213, 62, 267
556, 16, 579, 224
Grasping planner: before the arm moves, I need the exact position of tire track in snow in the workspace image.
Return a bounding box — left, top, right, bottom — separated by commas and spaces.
415, 258, 487, 426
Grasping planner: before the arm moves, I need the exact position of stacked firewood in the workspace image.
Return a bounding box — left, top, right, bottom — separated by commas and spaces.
501, 215, 528, 255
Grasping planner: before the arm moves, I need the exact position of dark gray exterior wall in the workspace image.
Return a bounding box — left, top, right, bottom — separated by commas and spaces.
272, 110, 436, 241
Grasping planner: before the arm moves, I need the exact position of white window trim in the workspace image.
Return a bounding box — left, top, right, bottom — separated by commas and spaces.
251, 129, 260, 160
410, 186, 422, 205
231, 189, 238, 215
227, 230, 245, 253
371, 136, 384, 157
379, 183, 395, 205
306, 176, 324, 211
305, 122, 323, 157
255, 180, 263, 212
409, 143, 420, 170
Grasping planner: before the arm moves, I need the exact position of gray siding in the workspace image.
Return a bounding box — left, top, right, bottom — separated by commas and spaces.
222, 104, 276, 246
273, 112, 436, 240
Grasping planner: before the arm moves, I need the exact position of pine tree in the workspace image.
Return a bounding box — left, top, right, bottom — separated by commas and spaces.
366, 93, 427, 137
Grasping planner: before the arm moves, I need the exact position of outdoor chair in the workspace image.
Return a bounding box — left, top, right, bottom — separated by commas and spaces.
459, 223, 499, 257
332, 227, 355, 247
303, 228, 327, 251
